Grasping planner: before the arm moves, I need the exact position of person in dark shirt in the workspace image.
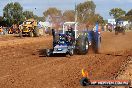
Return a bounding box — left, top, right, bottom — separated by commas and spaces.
66, 26, 75, 45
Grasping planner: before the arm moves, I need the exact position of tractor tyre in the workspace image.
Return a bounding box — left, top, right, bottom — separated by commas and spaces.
115, 31, 118, 35
34, 27, 39, 37
76, 35, 89, 55
93, 36, 101, 54
122, 29, 125, 35
69, 49, 74, 56
19, 32, 23, 37
29, 31, 34, 37
46, 49, 53, 57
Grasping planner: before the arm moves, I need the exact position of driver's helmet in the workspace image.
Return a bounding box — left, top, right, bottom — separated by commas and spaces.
67, 26, 73, 31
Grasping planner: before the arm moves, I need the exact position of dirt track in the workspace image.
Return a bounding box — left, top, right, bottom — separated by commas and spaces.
0, 32, 132, 88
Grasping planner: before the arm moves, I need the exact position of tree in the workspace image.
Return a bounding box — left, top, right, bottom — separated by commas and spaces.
23, 11, 45, 21
0, 16, 3, 22
86, 14, 104, 24
23, 11, 34, 19
43, 7, 62, 23
109, 8, 126, 19
37, 16, 45, 21
126, 9, 132, 16
63, 10, 75, 22
77, 1, 96, 22
3, 2, 24, 25
125, 9, 132, 21
95, 14, 104, 24
0, 16, 3, 26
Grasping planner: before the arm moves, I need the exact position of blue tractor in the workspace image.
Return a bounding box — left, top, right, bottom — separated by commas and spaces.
46, 22, 101, 56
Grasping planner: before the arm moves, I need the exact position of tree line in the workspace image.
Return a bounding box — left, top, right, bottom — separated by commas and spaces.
109, 8, 132, 21
0, 2, 45, 26
0, 1, 132, 27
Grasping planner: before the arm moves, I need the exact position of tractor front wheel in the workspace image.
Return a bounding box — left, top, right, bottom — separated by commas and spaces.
46, 49, 53, 57
69, 49, 74, 56
19, 32, 23, 37
29, 31, 34, 37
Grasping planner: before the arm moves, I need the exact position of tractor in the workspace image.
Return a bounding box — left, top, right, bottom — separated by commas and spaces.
8, 24, 19, 34
46, 22, 101, 56
19, 18, 39, 37
114, 20, 125, 35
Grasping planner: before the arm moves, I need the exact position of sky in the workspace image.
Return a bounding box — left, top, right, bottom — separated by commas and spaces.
0, 0, 132, 19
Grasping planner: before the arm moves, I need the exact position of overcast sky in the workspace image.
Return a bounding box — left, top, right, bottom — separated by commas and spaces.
0, 0, 132, 19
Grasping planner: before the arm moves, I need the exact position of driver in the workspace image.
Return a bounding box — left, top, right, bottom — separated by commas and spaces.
66, 26, 75, 45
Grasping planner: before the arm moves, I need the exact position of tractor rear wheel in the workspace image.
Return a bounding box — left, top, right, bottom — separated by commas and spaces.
76, 35, 89, 55
34, 27, 39, 37
94, 36, 101, 53
19, 32, 23, 37
122, 28, 125, 35
115, 31, 118, 35
29, 31, 34, 37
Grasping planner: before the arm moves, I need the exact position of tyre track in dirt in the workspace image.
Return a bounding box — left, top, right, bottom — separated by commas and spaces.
0, 36, 54, 78
0, 35, 19, 41
116, 56, 132, 87
0, 42, 110, 87
59, 55, 130, 88
101, 32, 132, 54
0, 32, 132, 88
0, 54, 130, 88
0, 56, 76, 88
0, 54, 112, 88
